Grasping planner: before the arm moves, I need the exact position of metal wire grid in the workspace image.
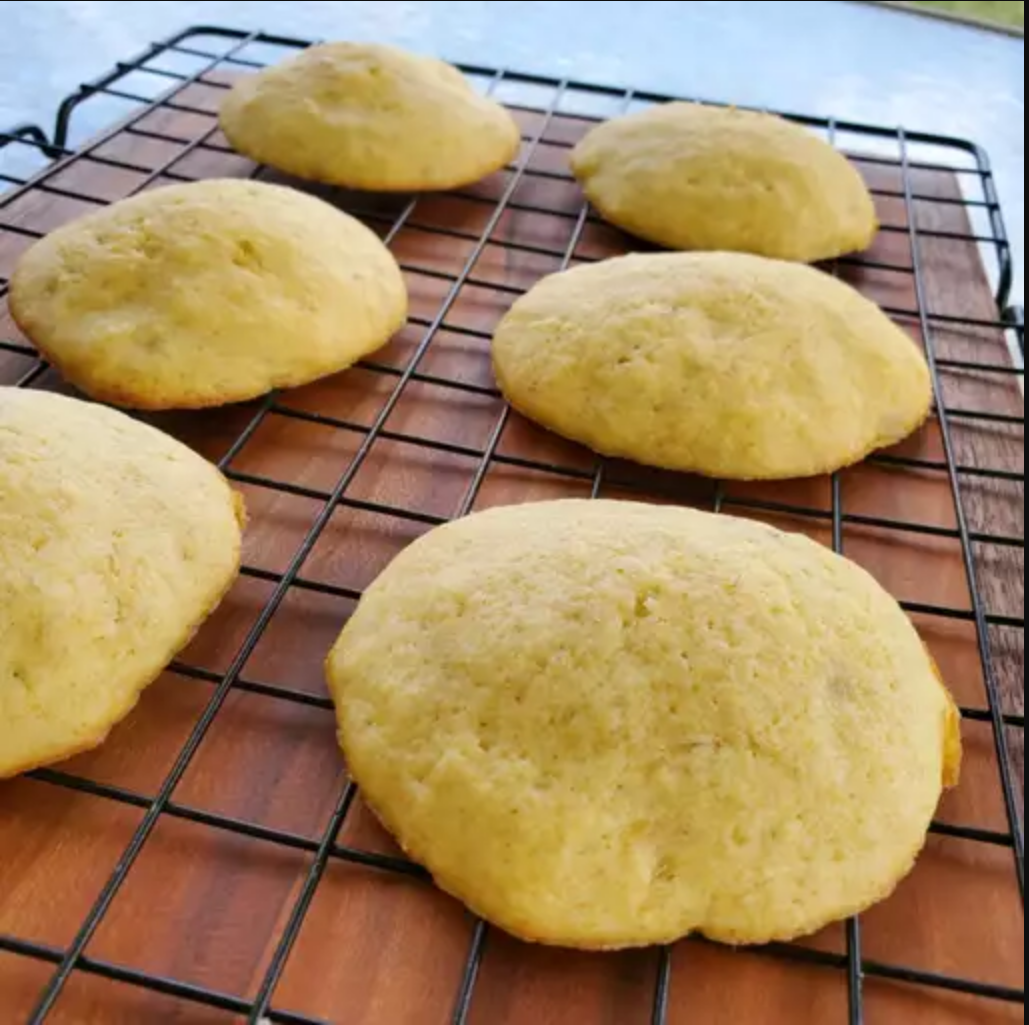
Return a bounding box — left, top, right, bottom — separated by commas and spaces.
0, 23, 1023, 1025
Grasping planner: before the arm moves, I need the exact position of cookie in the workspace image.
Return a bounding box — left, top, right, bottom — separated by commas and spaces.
326, 500, 960, 950
571, 103, 878, 262
492, 252, 932, 480
0, 389, 244, 778
325, 500, 959, 950
220, 43, 522, 192
9, 179, 407, 409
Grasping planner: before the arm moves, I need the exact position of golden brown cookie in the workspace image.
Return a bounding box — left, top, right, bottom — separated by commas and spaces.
220, 43, 522, 191
10, 179, 407, 409
326, 500, 960, 949
0, 388, 244, 778
493, 252, 932, 480
571, 103, 877, 261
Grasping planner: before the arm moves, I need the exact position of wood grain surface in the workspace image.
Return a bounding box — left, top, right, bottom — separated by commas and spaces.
0, 75, 1023, 1025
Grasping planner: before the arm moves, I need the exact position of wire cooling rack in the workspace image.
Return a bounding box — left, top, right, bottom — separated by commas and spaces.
0, 23, 1024, 1025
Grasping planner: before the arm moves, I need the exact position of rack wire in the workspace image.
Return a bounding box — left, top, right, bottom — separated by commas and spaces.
0, 23, 1023, 1025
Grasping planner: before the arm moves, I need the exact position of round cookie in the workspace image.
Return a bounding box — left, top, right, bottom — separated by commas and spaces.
327, 500, 961, 950
9, 179, 408, 410
492, 252, 933, 480
571, 103, 878, 262
220, 43, 522, 192
0, 388, 244, 778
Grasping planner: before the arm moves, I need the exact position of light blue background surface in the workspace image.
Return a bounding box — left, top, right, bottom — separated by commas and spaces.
0, 0, 1023, 304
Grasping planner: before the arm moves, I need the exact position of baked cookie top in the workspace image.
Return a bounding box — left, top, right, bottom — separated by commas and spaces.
220, 43, 522, 192
492, 252, 932, 480
327, 500, 960, 949
0, 389, 244, 778
10, 179, 407, 409
571, 103, 878, 262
